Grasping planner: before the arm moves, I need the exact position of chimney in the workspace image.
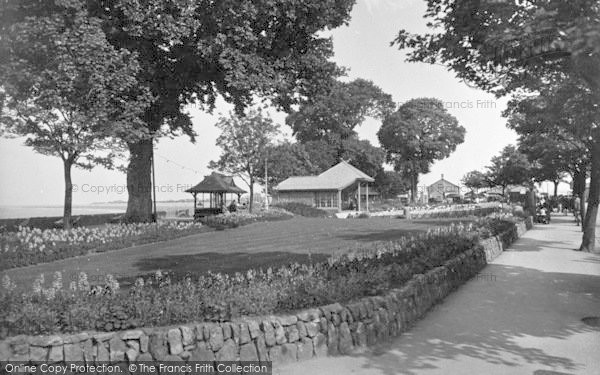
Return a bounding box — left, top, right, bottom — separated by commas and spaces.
441, 174, 444, 180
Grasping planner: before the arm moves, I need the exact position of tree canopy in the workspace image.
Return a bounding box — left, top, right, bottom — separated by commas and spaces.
461, 170, 487, 195
287, 78, 395, 142
0, 4, 150, 228
209, 109, 279, 213
485, 145, 533, 195
254, 141, 319, 191
378, 98, 465, 203
1, 0, 358, 221
393, 0, 599, 96
393, 0, 600, 251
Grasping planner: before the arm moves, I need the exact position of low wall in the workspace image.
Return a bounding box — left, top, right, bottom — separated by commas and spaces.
480, 217, 532, 262
0, 221, 530, 366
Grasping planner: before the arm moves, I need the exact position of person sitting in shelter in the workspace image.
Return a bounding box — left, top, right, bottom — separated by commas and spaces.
229, 199, 237, 212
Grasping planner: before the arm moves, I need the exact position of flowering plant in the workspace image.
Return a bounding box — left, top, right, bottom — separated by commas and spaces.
0, 222, 205, 270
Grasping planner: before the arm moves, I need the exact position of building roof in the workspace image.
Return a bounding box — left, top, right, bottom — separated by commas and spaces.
428, 178, 460, 189
186, 172, 247, 194
275, 160, 374, 191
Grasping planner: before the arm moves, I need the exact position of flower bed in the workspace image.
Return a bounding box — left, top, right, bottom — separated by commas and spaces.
408, 203, 504, 219
0, 222, 206, 271
0, 224, 485, 338
199, 208, 293, 229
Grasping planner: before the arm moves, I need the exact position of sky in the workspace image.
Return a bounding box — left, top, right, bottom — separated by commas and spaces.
1, 0, 566, 207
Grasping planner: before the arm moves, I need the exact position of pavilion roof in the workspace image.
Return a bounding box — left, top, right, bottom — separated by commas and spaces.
186, 172, 246, 194
275, 160, 374, 191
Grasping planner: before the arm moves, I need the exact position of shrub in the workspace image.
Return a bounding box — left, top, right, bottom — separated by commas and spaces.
0, 222, 206, 271
272, 202, 330, 218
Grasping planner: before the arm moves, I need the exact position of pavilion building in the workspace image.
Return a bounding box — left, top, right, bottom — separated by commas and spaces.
274, 160, 375, 212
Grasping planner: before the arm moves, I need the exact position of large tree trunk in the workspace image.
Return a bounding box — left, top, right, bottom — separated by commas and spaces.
553, 180, 559, 197
580, 142, 600, 252
573, 167, 587, 231
579, 142, 600, 252
525, 184, 536, 217
125, 139, 153, 222
410, 172, 417, 204
248, 178, 254, 213
63, 159, 74, 230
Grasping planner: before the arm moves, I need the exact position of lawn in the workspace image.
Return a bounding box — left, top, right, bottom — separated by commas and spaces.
0, 216, 475, 290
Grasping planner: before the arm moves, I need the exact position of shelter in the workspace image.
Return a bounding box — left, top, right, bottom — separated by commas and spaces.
186, 172, 246, 219
274, 160, 374, 212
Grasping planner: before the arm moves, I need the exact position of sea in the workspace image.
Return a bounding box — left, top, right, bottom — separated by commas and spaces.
0, 201, 201, 219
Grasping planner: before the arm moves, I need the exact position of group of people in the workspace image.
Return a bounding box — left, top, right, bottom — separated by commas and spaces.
218, 200, 239, 213
536, 195, 583, 226
536, 198, 552, 224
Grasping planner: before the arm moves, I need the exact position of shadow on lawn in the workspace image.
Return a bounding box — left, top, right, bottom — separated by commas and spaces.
353, 263, 600, 375
119, 251, 329, 287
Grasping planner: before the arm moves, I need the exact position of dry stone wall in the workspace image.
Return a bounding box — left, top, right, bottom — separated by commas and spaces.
0, 221, 530, 366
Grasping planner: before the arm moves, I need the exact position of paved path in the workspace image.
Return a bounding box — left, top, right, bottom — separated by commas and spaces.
1, 217, 454, 288
277, 215, 600, 375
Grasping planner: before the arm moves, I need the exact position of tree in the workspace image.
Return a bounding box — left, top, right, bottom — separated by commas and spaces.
299, 137, 386, 177
209, 109, 279, 213
254, 141, 319, 192
393, 0, 600, 251
374, 171, 409, 199
378, 98, 465, 204
1, 0, 357, 222
462, 171, 487, 195
519, 137, 572, 197
341, 138, 386, 179
287, 78, 395, 159
0, 4, 150, 229
486, 146, 533, 196
505, 79, 592, 231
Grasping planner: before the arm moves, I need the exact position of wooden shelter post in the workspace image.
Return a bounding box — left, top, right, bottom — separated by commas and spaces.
358, 183, 361, 211
366, 183, 369, 212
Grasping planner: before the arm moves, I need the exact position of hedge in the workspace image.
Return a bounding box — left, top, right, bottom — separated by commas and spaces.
271, 202, 330, 218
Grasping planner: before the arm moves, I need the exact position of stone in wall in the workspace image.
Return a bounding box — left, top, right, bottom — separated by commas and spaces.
208, 325, 224, 351
312, 333, 327, 358
190, 342, 215, 361
255, 336, 269, 362
238, 323, 251, 344
149, 331, 168, 360
338, 322, 353, 355
247, 320, 261, 339
216, 339, 237, 361
326, 323, 338, 355
167, 328, 183, 355
180, 326, 194, 347
262, 321, 276, 347
296, 337, 313, 361
239, 342, 258, 361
